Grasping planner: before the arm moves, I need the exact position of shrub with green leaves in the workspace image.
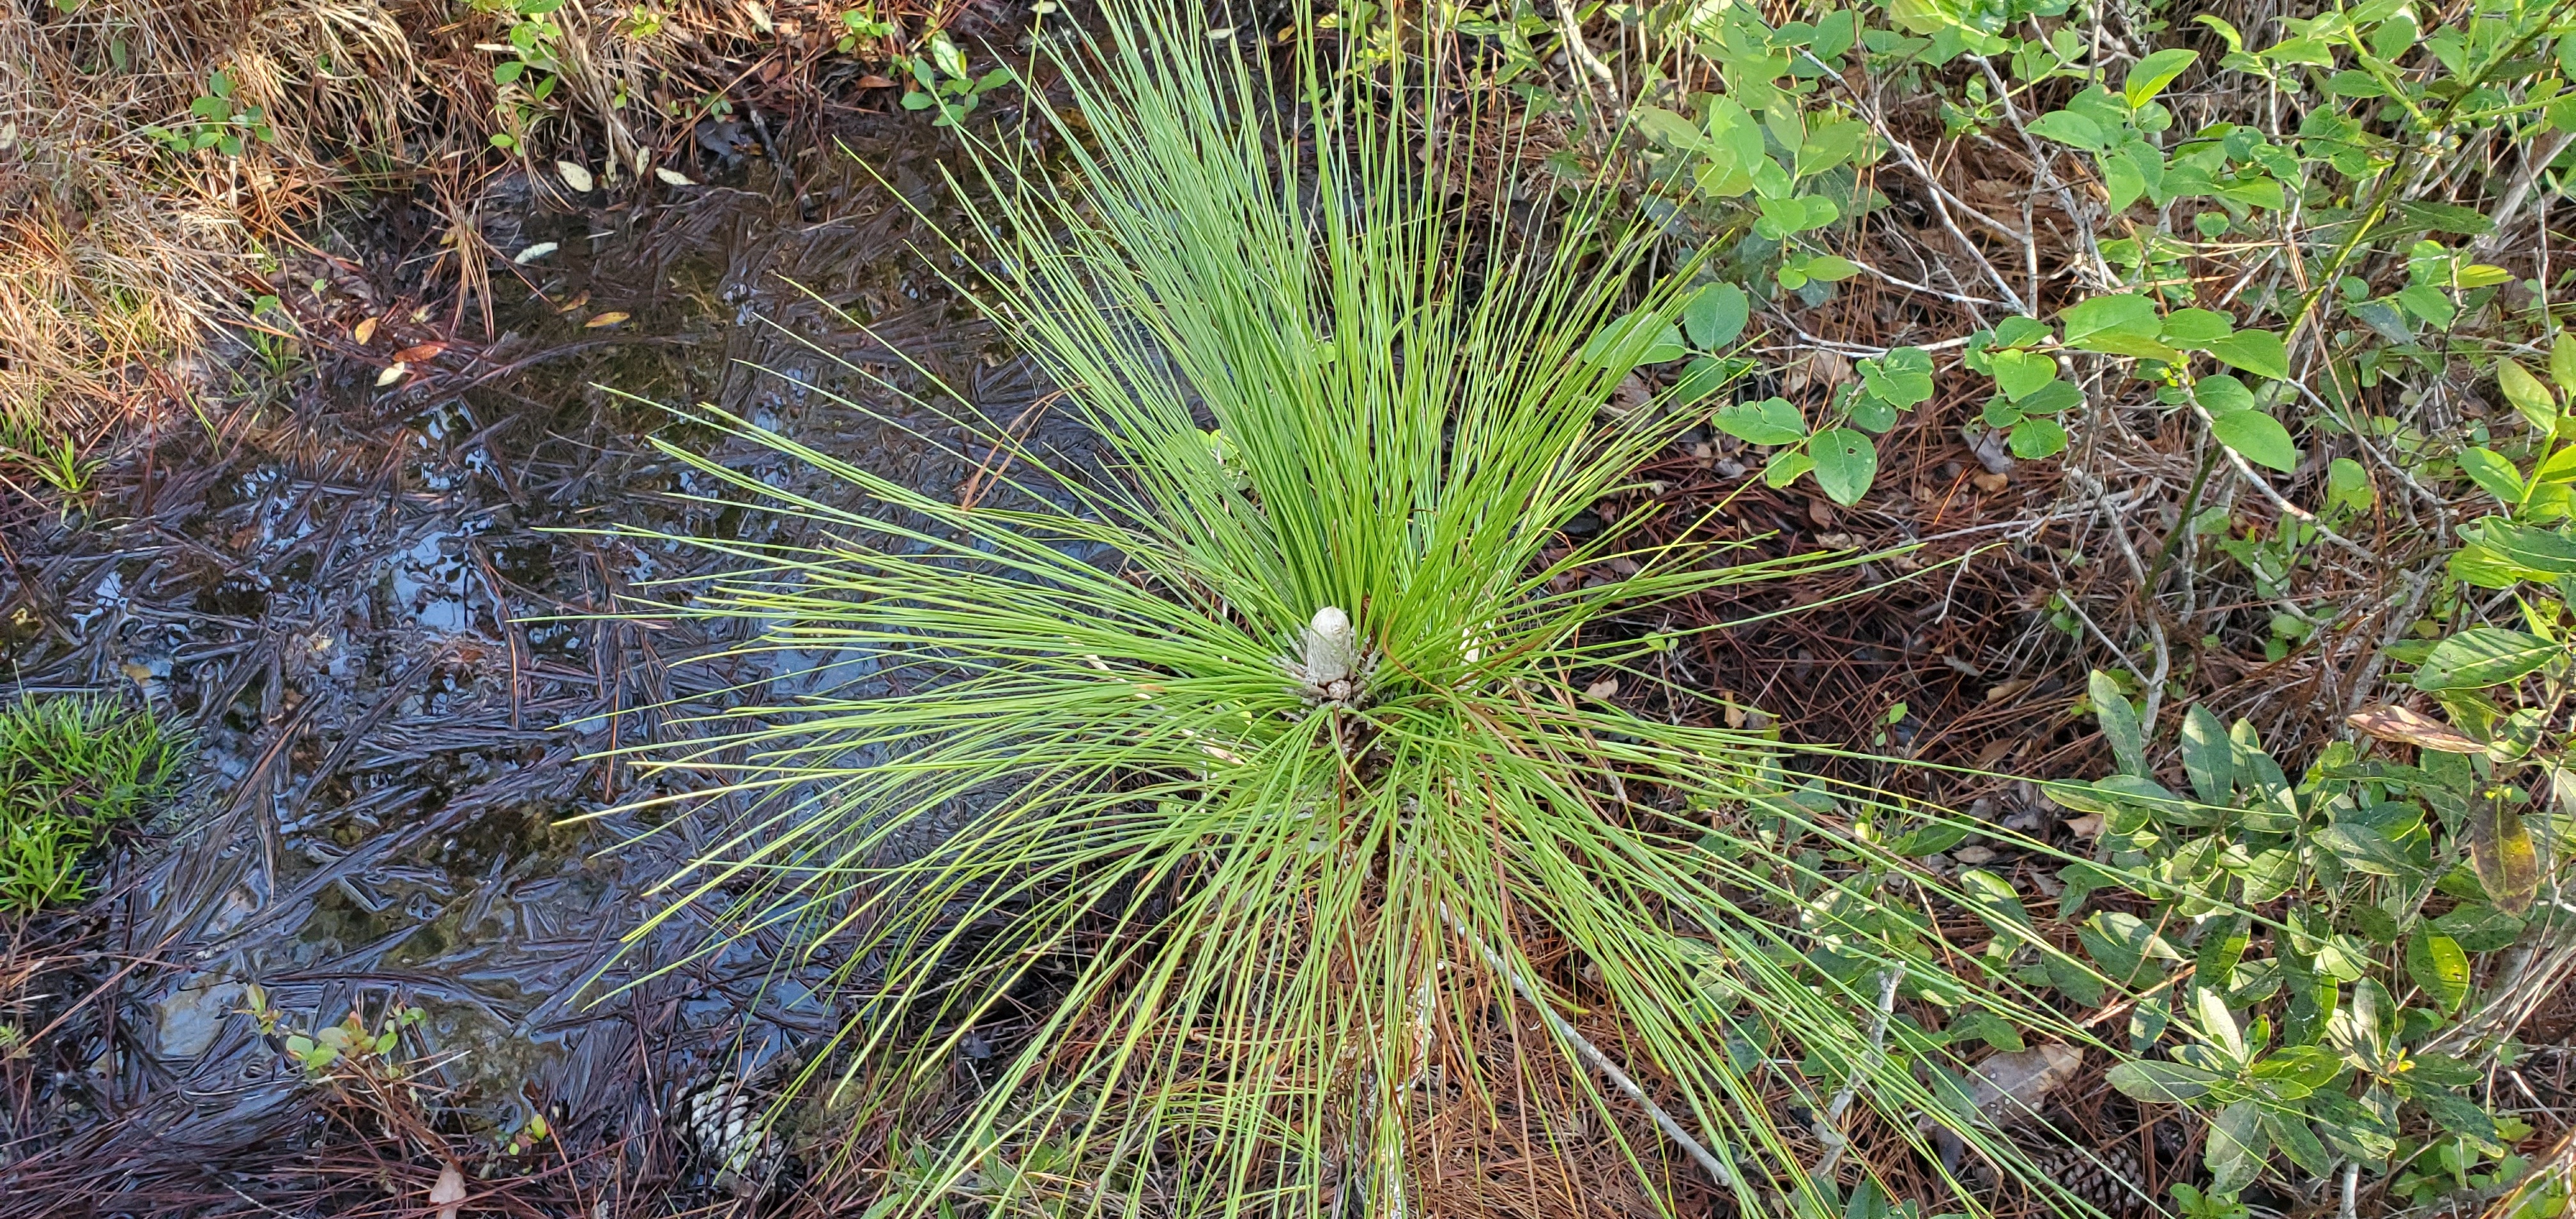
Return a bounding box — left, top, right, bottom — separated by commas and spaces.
0, 695, 188, 912
2053, 668, 2568, 1207
1296, 0, 2576, 1209
1545, 0, 2574, 615
606, 8, 2122, 1216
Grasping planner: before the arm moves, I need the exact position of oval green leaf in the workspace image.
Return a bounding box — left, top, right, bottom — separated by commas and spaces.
2207, 407, 2297, 472
1578, 309, 1687, 371
2467, 805, 2542, 916
1988, 348, 2056, 400
2160, 307, 2234, 346
1671, 356, 1737, 404
2499, 360, 2557, 435
1809, 428, 1878, 505
1682, 282, 1750, 349
2204, 328, 2290, 379
1712, 396, 1807, 446
1763, 450, 1814, 489
2106, 1059, 2220, 1103
2006, 416, 2068, 458
2089, 670, 2145, 776
2196, 372, 2256, 414
2412, 625, 2559, 691
2405, 927, 2469, 1013
2025, 110, 2106, 150
2059, 293, 2161, 345
2124, 47, 2199, 108
2457, 447, 2527, 507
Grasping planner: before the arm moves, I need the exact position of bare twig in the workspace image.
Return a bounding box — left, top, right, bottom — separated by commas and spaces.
1967, 54, 2112, 295
1836, 256, 2014, 309
1555, 4, 1623, 123
2470, 129, 2576, 263
2184, 399, 2411, 576
2068, 467, 2173, 728
2055, 584, 2149, 681
1856, 110, 2031, 313
1807, 965, 1901, 1180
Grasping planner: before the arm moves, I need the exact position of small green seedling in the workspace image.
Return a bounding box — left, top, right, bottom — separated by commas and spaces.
900, 32, 1013, 127
477, 0, 565, 151
141, 68, 275, 157
0, 421, 101, 506
246, 985, 427, 1082
838, 7, 895, 53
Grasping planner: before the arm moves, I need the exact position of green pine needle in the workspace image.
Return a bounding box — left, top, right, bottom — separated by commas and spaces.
596, 8, 2116, 1216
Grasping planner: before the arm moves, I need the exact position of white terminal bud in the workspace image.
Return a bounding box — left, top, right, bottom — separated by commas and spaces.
1291, 605, 1369, 707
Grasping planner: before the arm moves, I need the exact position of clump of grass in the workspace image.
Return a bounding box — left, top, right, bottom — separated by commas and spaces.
604, 7, 2113, 1215
0, 696, 188, 912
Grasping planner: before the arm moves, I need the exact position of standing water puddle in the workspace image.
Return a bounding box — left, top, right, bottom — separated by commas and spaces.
3, 109, 1056, 1205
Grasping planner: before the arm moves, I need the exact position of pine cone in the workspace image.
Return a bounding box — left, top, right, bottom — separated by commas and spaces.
675, 1072, 785, 1199
2026, 1139, 2148, 1214
1963, 1118, 2191, 1216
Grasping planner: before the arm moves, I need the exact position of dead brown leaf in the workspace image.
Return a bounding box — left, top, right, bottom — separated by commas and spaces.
585, 310, 630, 328
430, 1164, 467, 1219
2346, 703, 2483, 754
390, 342, 446, 364
352, 316, 379, 345
1607, 372, 1650, 417
1966, 1044, 2083, 1117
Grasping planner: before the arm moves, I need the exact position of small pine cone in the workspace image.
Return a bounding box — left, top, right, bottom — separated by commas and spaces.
1963, 1137, 2154, 1216
675, 1073, 783, 1199
2028, 1140, 2149, 1215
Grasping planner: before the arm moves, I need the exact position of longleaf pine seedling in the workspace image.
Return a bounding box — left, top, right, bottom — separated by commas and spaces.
602, 7, 2120, 1216
0, 694, 187, 912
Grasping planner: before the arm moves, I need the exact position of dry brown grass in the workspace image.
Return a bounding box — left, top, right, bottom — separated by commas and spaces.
0, 0, 933, 462
3, 0, 394, 433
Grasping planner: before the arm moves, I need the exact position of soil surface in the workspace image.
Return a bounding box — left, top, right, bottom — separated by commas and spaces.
0, 104, 1084, 1215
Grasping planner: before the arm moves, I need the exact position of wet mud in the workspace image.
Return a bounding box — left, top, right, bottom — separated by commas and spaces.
1, 109, 1047, 1212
